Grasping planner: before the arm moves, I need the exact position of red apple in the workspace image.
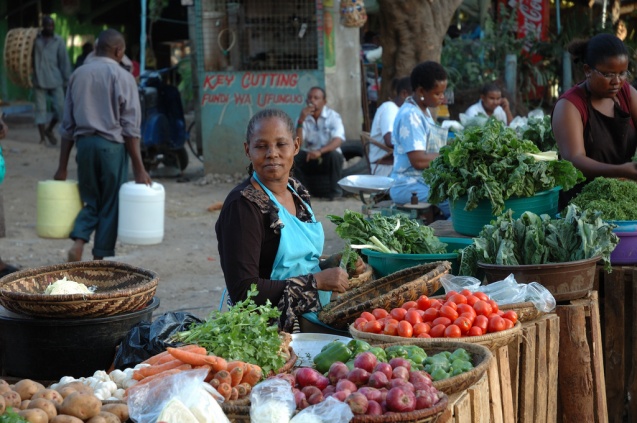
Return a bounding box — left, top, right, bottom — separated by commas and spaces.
365, 400, 383, 415
327, 362, 350, 385
392, 366, 410, 381
315, 375, 329, 391
390, 378, 414, 391
415, 389, 438, 410
386, 386, 416, 412
353, 352, 378, 373
336, 379, 358, 393
295, 367, 322, 388
367, 371, 389, 389
409, 370, 433, 391
374, 362, 393, 380
358, 386, 382, 402
346, 392, 369, 415
347, 368, 371, 386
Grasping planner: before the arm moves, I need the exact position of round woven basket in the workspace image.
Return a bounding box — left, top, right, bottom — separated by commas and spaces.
374, 340, 492, 396
3, 27, 38, 88
351, 394, 448, 423
0, 260, 158, 318
349, 321, 522, 352
499, 301, 544, 323
348, 264, 373, 290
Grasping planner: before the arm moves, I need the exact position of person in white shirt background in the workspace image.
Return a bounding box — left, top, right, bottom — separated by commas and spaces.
464, 83, 514, 125
368, 76, 412, 176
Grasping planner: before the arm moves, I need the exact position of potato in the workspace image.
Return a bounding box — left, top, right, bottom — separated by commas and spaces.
50, 416, 84, 423
0, 394, 5, 414
14, 379, 42, 401
17, 408, 49, 423
20, 399, 31, 410
32, 389, 64, 405
63, 382, 94, 396
100, 404, 128, 422
0, 383, 11, 394
86, 411, 121, 423
28, 398, 58, 420
57, 387, 77, 399
2, 390, 22, 408
0, 379, 9, 389
59, 392, 101, 420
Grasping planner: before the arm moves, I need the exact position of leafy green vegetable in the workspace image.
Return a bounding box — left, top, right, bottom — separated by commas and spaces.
0, 408, 28, 423
459, 204, 619, 276
423, 118, 584, 216
569, 177, 637, 220
173, 285, 286, 376
328, 210, 447, 254
519, 115, 557, 151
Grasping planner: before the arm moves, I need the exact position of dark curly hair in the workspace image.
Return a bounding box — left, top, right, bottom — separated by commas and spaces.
411, 61, 447, 91
245, 108, 296, 175
568, 33, 628, 67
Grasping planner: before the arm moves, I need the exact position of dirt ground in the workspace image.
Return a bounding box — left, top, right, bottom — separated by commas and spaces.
0, 120, 363, 320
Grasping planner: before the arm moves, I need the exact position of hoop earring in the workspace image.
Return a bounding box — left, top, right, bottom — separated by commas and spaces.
420, 97, 425, 101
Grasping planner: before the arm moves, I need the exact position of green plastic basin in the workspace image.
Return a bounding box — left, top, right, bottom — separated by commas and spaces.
450, 187, 561, 237
362, 237, 473, 277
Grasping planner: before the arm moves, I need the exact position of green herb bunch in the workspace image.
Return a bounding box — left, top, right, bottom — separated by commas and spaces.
0, 408, 28, 423
328, 210, 447, 254
459, 204, 619, 276
569, 177, 637, 221
173, 285, 285, 376
519, 115, 557, 152
423, 118, 584, 216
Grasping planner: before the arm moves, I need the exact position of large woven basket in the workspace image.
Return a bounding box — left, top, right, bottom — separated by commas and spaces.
348, 263, 373, 290
375, 340, 492, 396
350, 321, 522, 352
499, 301, 544, 322
351, 394, 448, 423
319, 261, 451, 329
0, 261, 158, 318
3, 28, 38, 88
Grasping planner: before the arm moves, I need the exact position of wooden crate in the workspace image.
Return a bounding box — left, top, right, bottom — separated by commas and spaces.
555, 291, 608, 423
440, 372, 490, 423
594, 265, 637, 423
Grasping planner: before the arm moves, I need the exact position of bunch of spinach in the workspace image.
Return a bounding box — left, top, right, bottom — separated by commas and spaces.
328, 210, 447, 254
423, 118, 584, 216
569, 177, 637, 221
518, 115, 557, 151
459, 204, 619, 276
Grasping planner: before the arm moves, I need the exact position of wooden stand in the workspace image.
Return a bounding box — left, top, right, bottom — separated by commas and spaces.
441, 372, 491, 423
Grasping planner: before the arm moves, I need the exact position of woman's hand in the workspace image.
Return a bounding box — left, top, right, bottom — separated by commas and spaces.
351, 256, 366, 276
314, 267, 350, 293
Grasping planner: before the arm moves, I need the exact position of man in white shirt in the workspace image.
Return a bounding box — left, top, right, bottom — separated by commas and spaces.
369, 77, 412, 176
295, 87, 346, 200
464, 83, 513, 125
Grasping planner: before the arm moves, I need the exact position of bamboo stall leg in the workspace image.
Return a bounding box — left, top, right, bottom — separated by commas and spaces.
547, 314, 560, 423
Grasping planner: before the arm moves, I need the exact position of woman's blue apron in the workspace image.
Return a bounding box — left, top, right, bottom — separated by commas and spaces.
253, 174, 331, 306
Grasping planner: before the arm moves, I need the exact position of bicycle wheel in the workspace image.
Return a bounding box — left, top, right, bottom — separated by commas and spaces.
187, 121, 204, 162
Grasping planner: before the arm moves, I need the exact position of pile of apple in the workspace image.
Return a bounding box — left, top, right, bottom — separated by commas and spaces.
272, 351, 444, 416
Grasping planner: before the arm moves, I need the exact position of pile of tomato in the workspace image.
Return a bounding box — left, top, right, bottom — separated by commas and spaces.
353, 290, 519, 339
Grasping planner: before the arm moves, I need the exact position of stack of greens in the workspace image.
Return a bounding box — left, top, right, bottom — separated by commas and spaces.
328, 210, 447, 254
423, 118, 584, 216
519, 115, 557, 152
459, 204, 619, 275
569, 177, 637, 221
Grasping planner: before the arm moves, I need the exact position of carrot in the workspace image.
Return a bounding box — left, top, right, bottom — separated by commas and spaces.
238, 382, 252, 396
133, 359, 185, 380
124, 366, 189, 397
141, 344, 206, 366
213, 370, 231, 386
217, 383, 232, 401
140, 351, 170, 366
235, 384, 248, 398
226, 361, 248, 374
210, 356, 228, 373
167, 347, 213, 366
194, 365, 214, 382
209, 379, 220, 389
241, 364, 263, 386
229, 387, 239, 401
229, 366, 243, 387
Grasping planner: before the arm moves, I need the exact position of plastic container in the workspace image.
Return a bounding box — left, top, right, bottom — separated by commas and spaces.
36, 180, 83, 238
118, 182, 165, 245
362, 237, 473, 277
0, 297, 159, 380
610, 232, 637, 265
450, 187, 560, 237
608, 220, 637, 232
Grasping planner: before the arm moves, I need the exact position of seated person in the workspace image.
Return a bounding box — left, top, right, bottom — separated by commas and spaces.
215, 109, 365, 332
465, 83, 514, 125
368, 76, 412, 176
389, 61, 450, 217
294, 87, 345, 200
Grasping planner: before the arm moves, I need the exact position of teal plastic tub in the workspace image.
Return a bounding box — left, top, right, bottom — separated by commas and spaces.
362, 237, 473, 277
450, 187, 561, 237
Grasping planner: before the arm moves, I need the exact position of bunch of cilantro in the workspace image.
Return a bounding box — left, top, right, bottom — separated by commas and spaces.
173, 285, 286, 376
569, 177, 637, 221
459, 204, 619, 276
423, 118, 584, 216
328, 210, 447, 254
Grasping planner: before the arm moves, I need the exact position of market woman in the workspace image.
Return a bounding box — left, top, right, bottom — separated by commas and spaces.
552, 33, 637, 208
215, 108, 364, 332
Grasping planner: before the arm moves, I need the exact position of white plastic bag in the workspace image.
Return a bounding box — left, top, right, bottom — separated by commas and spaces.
290, 397, 354, 423
440, 274, 481, 293
525, 281, 556, 312
477, 274, 527, 304
250, 378, 296, 423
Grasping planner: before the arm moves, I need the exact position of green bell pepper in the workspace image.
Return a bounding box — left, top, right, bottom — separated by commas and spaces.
449, 348, 472, 363
345, 359, 356, 371
385, 345, 409, 359
429, 366, 450, 381
347, 339, 371, 356
313, 341, 352, 373
424, 353, 451, 372
450, 358, 474, 376
368, 346, 387, 362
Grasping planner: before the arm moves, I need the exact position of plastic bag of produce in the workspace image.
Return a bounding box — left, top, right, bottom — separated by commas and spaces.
250, 378, 296, 423
290, 397, 354, 423
525, 282, 556, 312
477, 274, 527, 304
440, 274, 481, 294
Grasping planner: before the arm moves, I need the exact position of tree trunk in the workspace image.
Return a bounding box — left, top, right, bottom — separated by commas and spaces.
377, 0, 463, 100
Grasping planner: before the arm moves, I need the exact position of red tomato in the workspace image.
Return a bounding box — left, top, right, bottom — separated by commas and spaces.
415, 309, 426, 319
384, 318, 400, 327
376, 319, 386, 331
360, 311, 376, 322
496, 310, 504, 316
487, 315, 506, 333
416, 295, 431, 311
429, 324, 446, 338
354, 317, 367, 330
363, 320, 382, 334
443, 301, 458, 311
384, 322, 399, 336
444, 324, 462, 338
445, 290, 459, 301
413, 322, 430, 337
390, 308, 408, 321
460, 312, 476, 325
457, 304, 477, 318
423, 308, 439, 322
405, 309, 424, 326
502, 310, 519, 325
432, 317, 452, 327
454, 316, 472, 335
371, 308, 389, 320
474, 292, 489, 302
448, 294, 468, 305
488, 299, 500, 314
429, 299, 443, 310
397, 320, 414, 338
468, 326, 483, 336
439, 305, 459, 321
416, 332, 432, 338
466, 295, 480, 306
473, 300, 493, 317
402, 301, 418, 310
474, 315, 489, 332
503, 318, 514, 330
460, 289, 473, 297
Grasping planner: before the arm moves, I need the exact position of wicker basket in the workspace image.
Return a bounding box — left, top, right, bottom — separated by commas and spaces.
348, 264, 373, 290
351, 394, 448, 423
499, 301, 544, 322
374, 340, 492, 396
319, 262, 451, 329
0, 261, 158, 318
350, 321, 522, 352
340, 0, 368, 28
3, 28, 38, 89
